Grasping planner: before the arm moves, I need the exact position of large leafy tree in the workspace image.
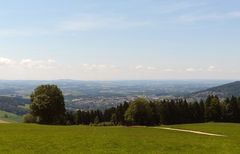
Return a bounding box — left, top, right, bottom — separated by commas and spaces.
124, 98, 153, 126
30, 85, 66, 124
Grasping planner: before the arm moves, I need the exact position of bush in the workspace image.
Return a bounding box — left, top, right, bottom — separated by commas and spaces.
24, 114, 37, 123
90, 122, 115, 126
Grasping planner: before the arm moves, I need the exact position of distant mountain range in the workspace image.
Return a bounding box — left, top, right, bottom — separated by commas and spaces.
192, 81, 240, 98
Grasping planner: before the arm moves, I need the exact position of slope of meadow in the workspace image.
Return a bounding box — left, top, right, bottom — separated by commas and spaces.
0, 110, 22, 123
0, 123, 239, 154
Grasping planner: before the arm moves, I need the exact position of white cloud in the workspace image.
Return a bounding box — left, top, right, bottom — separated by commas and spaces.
47, 59, 56, 63
156, 1, 206, 14
0, 58, 235, 80
147, 66, 156, 70
110, 65, 117, 69
81, 64, 104, 70
0, 57, 15, 66
229, 12, 240, 18
0, 58, 59, 80
134, 66, 157, 71
208, 65, 215, 70
79, 64, 119, 72
135, 65, 144, 70
20, 59, 32, 65
178, 11, 240, 22
185, 66, 218, 73
0, 29, 32, 37
20, 59, 57, 69
186, 68, 195, 72
207, 65, 219, 72
59, 14, 148, 32
163, 68, 174, 72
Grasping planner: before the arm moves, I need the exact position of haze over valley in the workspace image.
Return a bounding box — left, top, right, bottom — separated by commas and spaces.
0, 79, 234, 115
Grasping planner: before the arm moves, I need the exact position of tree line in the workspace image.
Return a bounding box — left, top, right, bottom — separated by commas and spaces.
64, 95, 240, 126
24, 85, 240, 126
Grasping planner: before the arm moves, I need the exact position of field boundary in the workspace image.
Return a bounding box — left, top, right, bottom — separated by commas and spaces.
153, 127, 226, 137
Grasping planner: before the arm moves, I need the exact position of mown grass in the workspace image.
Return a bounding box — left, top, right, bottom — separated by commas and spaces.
0, 123, 239, 154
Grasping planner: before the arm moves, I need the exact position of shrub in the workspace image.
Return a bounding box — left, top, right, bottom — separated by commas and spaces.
24, 114, 37, 123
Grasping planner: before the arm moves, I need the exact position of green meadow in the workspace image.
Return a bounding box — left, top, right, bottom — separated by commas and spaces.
0, 110, 23, 123
0, 123, 239, 154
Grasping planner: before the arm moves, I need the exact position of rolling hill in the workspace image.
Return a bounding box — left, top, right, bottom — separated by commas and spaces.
0, 110, 23, 122
192, 81, 240, 98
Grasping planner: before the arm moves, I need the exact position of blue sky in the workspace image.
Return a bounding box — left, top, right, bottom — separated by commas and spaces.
0, 0, 240, 80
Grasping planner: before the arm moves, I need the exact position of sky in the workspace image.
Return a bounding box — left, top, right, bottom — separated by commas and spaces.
0, 0, 240, 80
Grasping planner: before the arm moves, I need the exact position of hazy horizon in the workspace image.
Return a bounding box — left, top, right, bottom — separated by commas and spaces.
0, 0, 240, 80
0, 79, 234, 83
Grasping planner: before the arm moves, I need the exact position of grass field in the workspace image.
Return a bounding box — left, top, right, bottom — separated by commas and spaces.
0, 110, 22, 123
0, 123, 239, 154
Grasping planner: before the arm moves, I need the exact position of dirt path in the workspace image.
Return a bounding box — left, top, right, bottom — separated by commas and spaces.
0, 119, 10, 123
153, 127, 226, 137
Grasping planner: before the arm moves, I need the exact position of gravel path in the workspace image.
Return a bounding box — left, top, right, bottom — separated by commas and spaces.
153, 127, 226, 137
0, 119, 10, 123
